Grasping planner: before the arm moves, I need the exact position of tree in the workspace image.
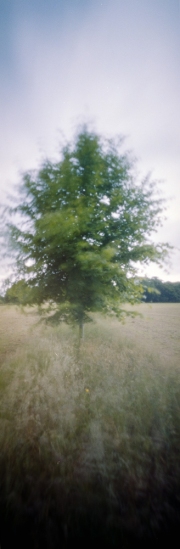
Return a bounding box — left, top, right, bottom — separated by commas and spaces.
6, 127, 169, 338
4, 279, 33, 305
142, 277, 180, 302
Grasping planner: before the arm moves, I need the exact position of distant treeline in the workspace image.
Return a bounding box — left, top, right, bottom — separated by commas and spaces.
1, 277, 180, 304
141, 277, 180, 303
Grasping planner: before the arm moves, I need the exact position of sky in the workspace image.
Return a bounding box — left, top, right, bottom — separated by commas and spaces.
0, 0, 179, 283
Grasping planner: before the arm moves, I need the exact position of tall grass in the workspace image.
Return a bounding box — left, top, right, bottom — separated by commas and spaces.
0, 305, 180, 547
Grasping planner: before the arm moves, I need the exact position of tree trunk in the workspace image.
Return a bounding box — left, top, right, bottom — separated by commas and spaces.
79, 319, 84, 340
76, 318, 84, 361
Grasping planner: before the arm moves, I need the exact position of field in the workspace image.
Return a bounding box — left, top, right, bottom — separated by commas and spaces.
0, 303, 180, 547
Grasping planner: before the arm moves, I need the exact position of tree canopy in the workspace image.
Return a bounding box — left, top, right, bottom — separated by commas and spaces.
6, 127, 169, 335
142, 277, 180, 302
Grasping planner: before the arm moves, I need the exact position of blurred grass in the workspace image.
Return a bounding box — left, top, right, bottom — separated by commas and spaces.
0, 304, 180, 547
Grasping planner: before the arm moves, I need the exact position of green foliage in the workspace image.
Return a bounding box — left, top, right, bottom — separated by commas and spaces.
142, 277, 180, 302
6, 127, 169, 328
4, 279, 34, 304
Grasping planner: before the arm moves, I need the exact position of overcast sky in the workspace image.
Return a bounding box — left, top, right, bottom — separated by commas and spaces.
0, 0, 179, 282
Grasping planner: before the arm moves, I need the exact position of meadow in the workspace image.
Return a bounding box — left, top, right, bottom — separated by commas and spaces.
0, 303, 180, 548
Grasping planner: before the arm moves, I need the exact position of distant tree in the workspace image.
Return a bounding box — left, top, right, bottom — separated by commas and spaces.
4, 279, 33, 305
6, 127, 169, 337
142, 278, 180, 302
141, 277, 161, 302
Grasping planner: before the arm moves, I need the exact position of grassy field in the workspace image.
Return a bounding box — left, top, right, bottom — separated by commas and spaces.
0, 303, 180, 548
